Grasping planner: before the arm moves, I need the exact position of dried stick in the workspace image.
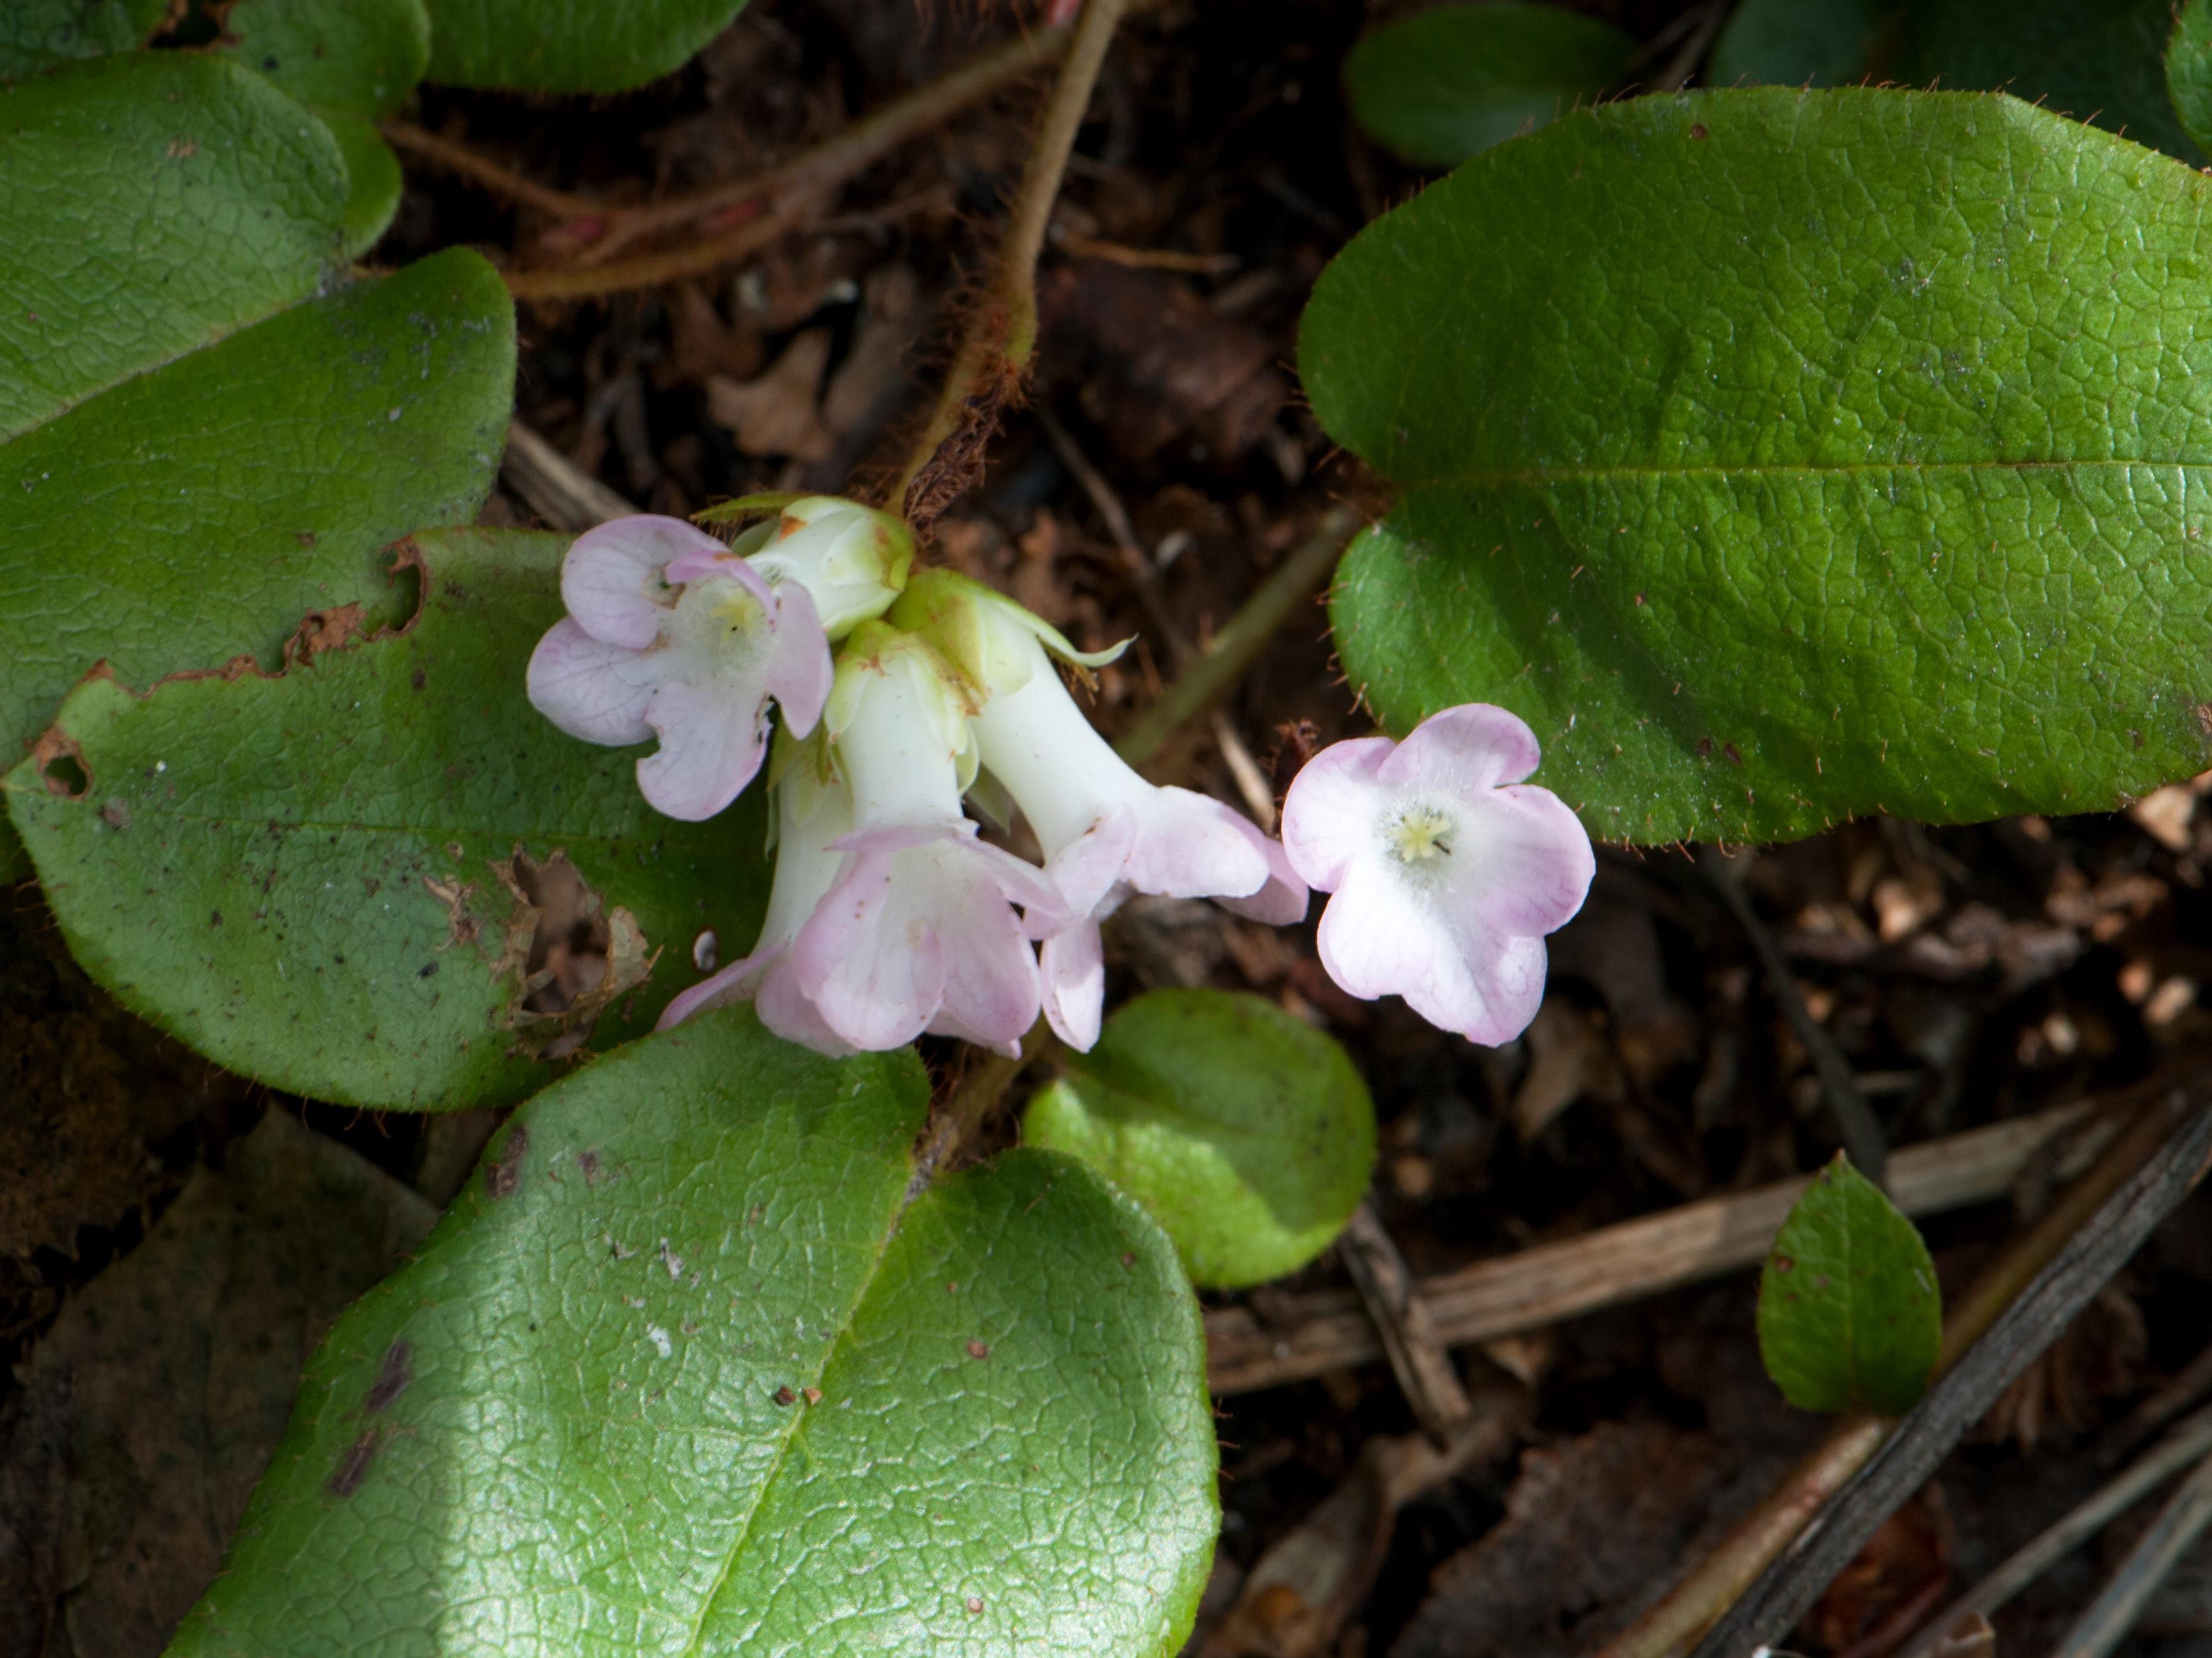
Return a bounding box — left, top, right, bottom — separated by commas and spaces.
1592, 1086, 2197, 1658
506, 198, 817, 303
1680, 1093, 2212, 1658
1336, 1202, 1473, 1438
501, 419, 635, 529
889, 0, 1133, 522
1206, 1099, 2106, 1395
1116, 505, 1359, 770
1893, 1402, 2212, 1658
2049, 1444, 2212, 1658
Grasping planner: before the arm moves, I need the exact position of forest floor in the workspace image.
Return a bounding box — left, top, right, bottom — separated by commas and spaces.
11, 2, 2212, 1655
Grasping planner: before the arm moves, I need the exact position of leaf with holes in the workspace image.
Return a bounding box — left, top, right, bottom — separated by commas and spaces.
1891, 0, 2202, 164
424, 0, 751, 93
1304, 88, 2212, 846
0, 53, 513, 841
1708, 0, 1893, 88
6, 528, 774, 1112
165, 1010, 1218, 1657
212, 0, 433, 254
1758, 1154, 1941, 1416
1025, 990, 1374, 1289
1343, 3, 1635, 168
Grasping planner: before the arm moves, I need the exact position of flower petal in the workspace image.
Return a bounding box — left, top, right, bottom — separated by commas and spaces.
755, 949, 858, 1056
562, 515, 725, 649
764, 580, 833, 737
1461, 784, 1596, 938
1126, 786, 1271, 899
1376, 703, 1543, 794
790, 845, 948, 1050
635, 677, 771, 821
1043, 803, 1138, 921
1214, 829, 1310, 924
931, 899, 1043, 1056
1315, 857, 1550, 1045
1280, 736, 1394, 891
525, 618, 658, 744
1039, 921, 1106, 1051
655, 944, 769, 1031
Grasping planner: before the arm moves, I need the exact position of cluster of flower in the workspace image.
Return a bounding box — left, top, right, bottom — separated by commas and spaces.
527, 499, 1596, 1056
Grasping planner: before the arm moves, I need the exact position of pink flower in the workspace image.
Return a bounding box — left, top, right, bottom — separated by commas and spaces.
655, 758, 856, 1054
1280, 705, 1594, 1045
667, 624, 1069, 1057
957, 609, 1304, 1050
526, 515, 832, 821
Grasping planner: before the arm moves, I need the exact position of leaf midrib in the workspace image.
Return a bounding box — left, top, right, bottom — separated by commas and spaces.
1391, 456, 2212, 490
673, 1146, 921, 1658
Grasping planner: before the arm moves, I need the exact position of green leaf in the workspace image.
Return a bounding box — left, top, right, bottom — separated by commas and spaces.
1757, 1153, 1941, 1415
8, 527, 777, 1113
1709, 0, 1893, 88
0, 54, 513, 775
0, 0, 163, 74
1304, 88, 2212, 846
1891, 0, 2202, 163
1024, 990, 1375, 1289
212, 0, 430, 251
168, 1011, 1217, 1657
1343, 3, 1635, 168
2170, 0, 2212, 157
423, 0, 750, 93
215, 0, 430, 117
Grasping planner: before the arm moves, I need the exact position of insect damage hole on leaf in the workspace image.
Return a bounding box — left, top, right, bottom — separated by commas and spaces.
491, 847, 657, 1060
30, 727, 90, 798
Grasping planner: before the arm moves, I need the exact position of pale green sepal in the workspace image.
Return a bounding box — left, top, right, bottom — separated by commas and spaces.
730, 496, 915, 640
892, 570, 1130, 711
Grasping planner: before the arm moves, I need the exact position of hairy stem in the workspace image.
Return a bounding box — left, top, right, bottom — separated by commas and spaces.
888, 0, 1134, 523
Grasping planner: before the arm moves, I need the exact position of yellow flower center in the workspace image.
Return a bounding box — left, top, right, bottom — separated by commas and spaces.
1385, 805, 1454, 864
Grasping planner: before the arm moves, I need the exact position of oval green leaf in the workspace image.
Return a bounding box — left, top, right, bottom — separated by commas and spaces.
1343, 3, 1635, 168
2170, 0, 2212, 158
1025, 989, 1375, 1289
0, 53, 513, 780
214, 0, 431, 250
0, 0, 162, 75
1893, 0, 2202, 164
7, 527, 776, 1112
168, 1010, 1217, 1657
1304, 88, 2212, 846
1708, 0, 1891, 88
1757, 1154, 1941, 1417
424, 0, 750, 93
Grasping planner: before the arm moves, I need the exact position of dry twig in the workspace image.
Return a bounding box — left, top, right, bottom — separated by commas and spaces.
2049, 1444, 2212, 1658
1336, 1202, 1474, 1438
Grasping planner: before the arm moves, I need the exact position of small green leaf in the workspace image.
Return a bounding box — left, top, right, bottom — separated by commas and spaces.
1709, 0, 1893, 88
8, 527, 775, 1113
1343, 3, 1635, 168
1892, 0, 2202, 163
2170, 0, 2212, 157
0, 53, 513, 773
1024, 990, 1375, 1289
0, 0, 163, 75
1757, 1154, 1941, 1416
168, 1011, 1218, 1657
424, 0, 751, 93
1304, 88, 2212, 845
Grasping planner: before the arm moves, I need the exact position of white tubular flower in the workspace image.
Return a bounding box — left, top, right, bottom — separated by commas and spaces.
787, 624, 1070, 1056
1280, 704, 1594, 1045
696, 494, 914, 638
525, 515, 831, 822
894, 572, 1306, 1051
